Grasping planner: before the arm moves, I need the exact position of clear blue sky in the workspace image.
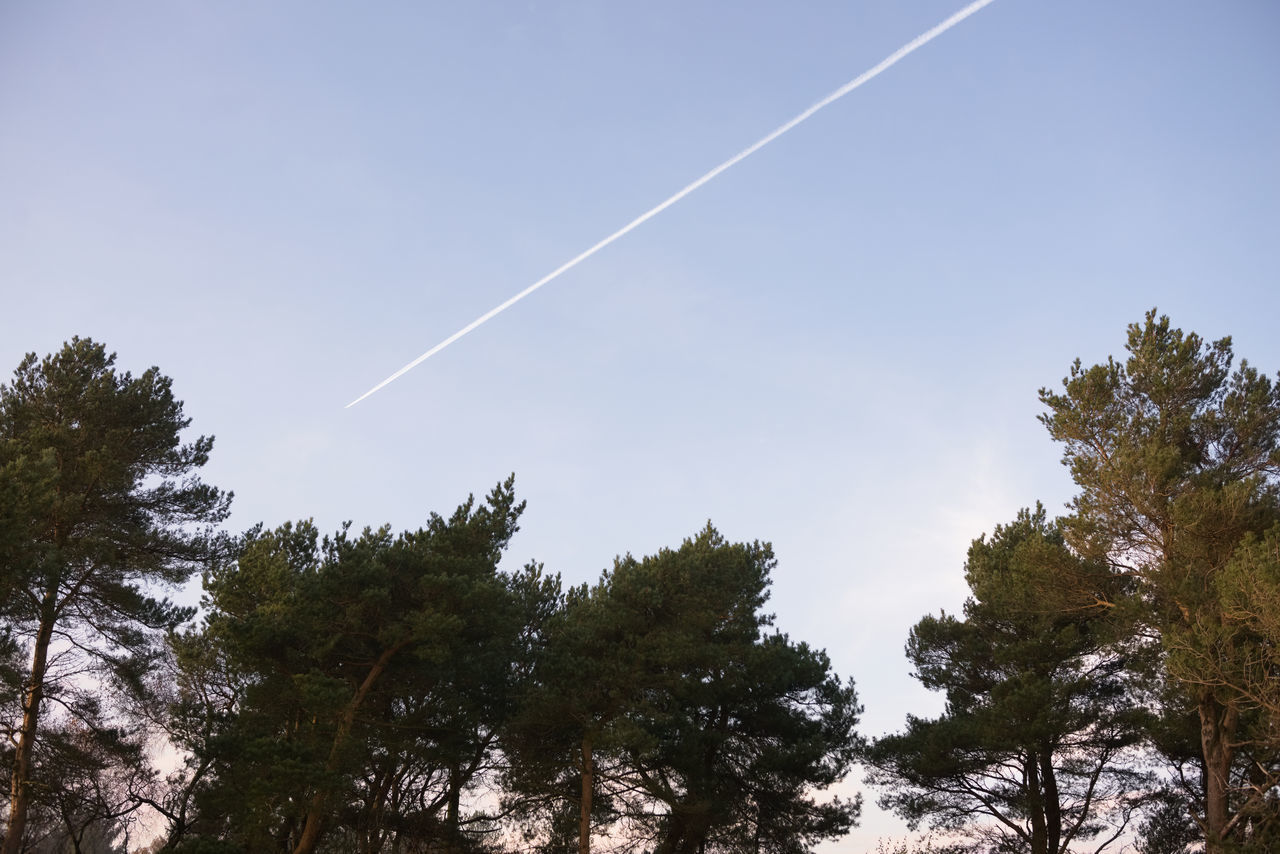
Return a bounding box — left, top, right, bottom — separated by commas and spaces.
3, 1, 1278, 849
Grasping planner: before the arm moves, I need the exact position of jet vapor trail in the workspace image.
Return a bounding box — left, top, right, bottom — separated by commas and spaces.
346, 0, 997, 408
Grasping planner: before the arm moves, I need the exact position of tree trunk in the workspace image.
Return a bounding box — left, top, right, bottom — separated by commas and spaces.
578, 735, 593, 854
446, 760, 461, 831
1039, 748, 1061, 854
2, 598, 57, 854
293, 642, 404, 854
1026, 749, 1048, 854
678, 811, 711, 854
359, 765, 396, 854
654, 805, 711, 854
653, 813, 684, 854
1199, 690, 1238, 854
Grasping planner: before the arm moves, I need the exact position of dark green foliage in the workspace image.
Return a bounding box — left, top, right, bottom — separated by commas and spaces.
171, 478, 558, 854
1135, 790, 1199, 854
507, 524, 861, 854
866, 508, 1151, 854
0, 339, 230, 854
635, 630, 861, 854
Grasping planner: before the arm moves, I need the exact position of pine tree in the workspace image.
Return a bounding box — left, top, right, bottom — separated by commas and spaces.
507, 525, 861, 854
866, 508, 1150, 854
0, 339, 230, 854
1040, 311, 1280, 850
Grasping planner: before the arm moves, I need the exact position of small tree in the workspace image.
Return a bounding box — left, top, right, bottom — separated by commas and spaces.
0, 339, 230, 854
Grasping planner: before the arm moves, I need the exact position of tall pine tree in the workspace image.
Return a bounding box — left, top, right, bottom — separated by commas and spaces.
1040, 311, 1280, 850
0, 339, 230, 854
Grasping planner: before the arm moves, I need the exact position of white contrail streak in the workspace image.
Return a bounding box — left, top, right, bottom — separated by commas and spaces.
346, 0, 997, 408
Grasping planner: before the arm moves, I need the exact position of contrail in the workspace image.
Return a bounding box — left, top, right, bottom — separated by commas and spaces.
347, 0, 997, 408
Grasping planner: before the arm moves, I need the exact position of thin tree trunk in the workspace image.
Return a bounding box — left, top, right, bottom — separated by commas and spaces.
578, 735, 593, 854
360, 764, 396, 854
2, 597, 57, 854
445, 760, 462, 853
1026, 749, 1048, 854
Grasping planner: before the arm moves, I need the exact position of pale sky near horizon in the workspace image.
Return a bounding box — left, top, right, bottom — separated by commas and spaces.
3, 1, 1279, 850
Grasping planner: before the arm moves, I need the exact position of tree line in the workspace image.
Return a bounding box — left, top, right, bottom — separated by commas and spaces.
1, 312, 1278, 853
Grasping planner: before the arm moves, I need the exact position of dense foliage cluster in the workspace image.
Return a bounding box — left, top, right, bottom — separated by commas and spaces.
0, 341, 859, 854
2, 312, 1278, 853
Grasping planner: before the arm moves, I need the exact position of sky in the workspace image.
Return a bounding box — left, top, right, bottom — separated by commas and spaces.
2, 1, 1279, 849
